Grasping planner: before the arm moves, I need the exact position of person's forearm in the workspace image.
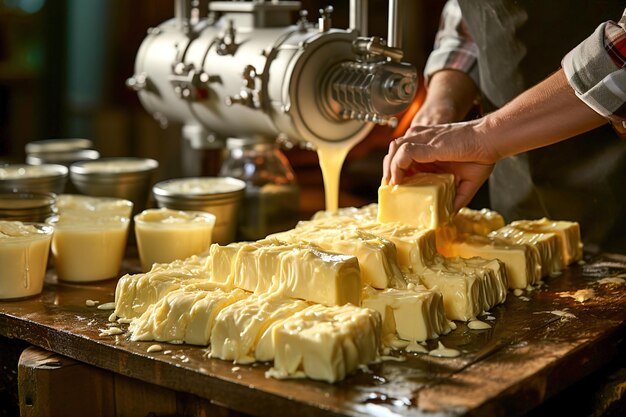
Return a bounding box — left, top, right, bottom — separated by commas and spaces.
480, 68, 608, 160
412, 70, 479, 126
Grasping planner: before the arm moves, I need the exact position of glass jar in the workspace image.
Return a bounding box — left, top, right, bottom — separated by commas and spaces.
219, 138, 299, 241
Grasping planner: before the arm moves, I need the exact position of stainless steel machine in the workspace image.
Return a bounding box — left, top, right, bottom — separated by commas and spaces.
126, 0, 417, 151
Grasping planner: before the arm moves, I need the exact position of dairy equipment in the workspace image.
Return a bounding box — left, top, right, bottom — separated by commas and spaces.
126, 0, 417, 151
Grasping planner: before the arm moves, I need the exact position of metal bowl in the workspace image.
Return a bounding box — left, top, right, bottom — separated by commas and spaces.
153, 177, 245, 245
25, 138, 94, 154
70, 157, 158, 214
0, 164, 68, 194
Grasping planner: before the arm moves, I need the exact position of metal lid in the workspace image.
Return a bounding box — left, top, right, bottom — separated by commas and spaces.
0, 192, 57, 223
153, 177, 246, 199
0, 164, 68, 194
25, 138, 94, 154
0, 164, 68, 180
70, 157, 159, 177
27, 149, 100, 166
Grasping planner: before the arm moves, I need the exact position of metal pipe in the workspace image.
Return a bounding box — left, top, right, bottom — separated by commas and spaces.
387, 0, 402, 49
349, 0, 368, 36
175, 0, 191, 33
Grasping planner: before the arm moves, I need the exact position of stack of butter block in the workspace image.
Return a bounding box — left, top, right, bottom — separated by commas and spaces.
440, 209, 583, 289
305, 173, 508, 322
110, 172, 582, 383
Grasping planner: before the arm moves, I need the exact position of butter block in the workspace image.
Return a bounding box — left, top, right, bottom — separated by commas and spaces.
209, 239, 362, 306
208, 242, 242, 285
416, 261, 490, 322
420, 256, 508, 321
269, 304, 381, 383
128, 287, 249, 345
443, 257, 509, 309
112, 255, 216, 321
489, 225, 563, 278
312, 203, 378, 222
301, 216, 438, 274
509, 218, 582, 265
440, 235, 541, 289
210, 293, 310, 364
453, 208, 505, 236
377, 173, 455, 229
362, 284, 452, 344
363, 224, 438, 274
308, 205, 440, 273
270, 226, 405, 289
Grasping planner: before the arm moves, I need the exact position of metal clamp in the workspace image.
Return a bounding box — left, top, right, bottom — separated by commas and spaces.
353, 36, 404, 62
168, 63, 212, 101
216, 19, 238, 56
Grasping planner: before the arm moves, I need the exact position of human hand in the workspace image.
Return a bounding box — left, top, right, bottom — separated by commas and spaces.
382, 120, 498, 211
409, 101, 459, 127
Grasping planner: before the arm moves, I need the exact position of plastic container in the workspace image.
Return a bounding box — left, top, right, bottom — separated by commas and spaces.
50, 215, 130, 282
152, 177, 245, 245
0, 164, 68, 194
49, 196, 133, 282
134, 208, 216, 272
219, 138, 299, 241
0, 192, 57, 223
70, 157, 158, 215
0, 221, 53, 299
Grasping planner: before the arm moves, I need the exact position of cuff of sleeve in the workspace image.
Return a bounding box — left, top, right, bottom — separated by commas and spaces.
424, 49, 479, 87
562, 23, 626, 119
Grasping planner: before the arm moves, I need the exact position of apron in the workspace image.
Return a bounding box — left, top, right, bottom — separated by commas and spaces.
458, 0, 626, 253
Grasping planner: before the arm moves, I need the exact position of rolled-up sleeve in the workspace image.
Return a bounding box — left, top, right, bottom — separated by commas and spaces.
562, 8, 626, 128
423, 0, 480, 86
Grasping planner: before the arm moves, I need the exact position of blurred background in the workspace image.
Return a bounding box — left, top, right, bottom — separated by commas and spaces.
0, 0, 446, 215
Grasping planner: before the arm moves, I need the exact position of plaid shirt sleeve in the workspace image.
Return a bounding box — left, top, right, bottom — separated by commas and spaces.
423, 0, 480, 87
562, 8, 626, 131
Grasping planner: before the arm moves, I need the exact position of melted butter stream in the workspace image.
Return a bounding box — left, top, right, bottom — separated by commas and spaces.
315, 120, 373, 212
316, 141, 354, 213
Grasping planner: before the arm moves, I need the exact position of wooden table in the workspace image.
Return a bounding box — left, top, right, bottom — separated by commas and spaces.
1, 253, 626, 417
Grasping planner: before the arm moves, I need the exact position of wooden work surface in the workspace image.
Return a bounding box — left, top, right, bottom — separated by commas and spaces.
1, 253, 626, 417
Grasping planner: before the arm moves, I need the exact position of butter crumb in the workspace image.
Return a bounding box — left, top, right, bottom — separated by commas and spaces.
467, 320, 492, 330
513, 289, 524, 297
428, 341, 460, 358
97, 302, 116, 310
147, 344, 163, 353
85, 299, 99, 307
406, 341, 428, 353
99, 327, 123, 337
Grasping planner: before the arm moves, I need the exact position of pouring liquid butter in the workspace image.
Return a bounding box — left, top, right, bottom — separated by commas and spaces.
316, 139, 361, 213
